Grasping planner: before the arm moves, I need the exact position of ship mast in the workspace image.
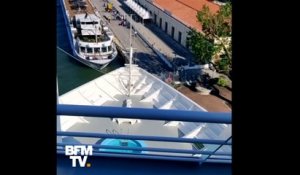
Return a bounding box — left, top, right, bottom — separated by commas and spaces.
128, 14, 133, 97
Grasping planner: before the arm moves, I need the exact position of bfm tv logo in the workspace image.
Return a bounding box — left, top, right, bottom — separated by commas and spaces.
65, 145, 93, 167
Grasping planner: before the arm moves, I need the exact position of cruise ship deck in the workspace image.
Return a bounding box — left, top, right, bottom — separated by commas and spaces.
57, 1, 232, 173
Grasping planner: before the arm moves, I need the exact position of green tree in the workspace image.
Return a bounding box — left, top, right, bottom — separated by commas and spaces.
187, 29, 217, 64
187, 3, 232, 73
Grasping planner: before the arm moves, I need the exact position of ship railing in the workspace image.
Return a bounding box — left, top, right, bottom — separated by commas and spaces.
57, 104, 231, 164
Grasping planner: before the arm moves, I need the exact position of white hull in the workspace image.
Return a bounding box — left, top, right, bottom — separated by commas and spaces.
71, 45, 118, 70
59, 0, 118, 70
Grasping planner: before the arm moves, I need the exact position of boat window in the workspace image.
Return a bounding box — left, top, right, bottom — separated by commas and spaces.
80, 47, 85, 53
85, 22, 98, 25
94, 48, 100, 53
87, 47, 93, 53
108, 45, 112, 51
101, 47, 107, 53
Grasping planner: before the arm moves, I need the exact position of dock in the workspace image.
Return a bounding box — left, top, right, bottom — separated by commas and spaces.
89, 0, 173, 75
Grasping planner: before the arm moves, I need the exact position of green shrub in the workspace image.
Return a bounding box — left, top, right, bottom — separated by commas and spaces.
172, 83, 181, 89
217, 56, 230, 73
217, 76, 228, 87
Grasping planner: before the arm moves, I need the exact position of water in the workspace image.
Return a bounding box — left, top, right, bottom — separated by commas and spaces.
56, 1, 124, 95
98, 139, 145, 153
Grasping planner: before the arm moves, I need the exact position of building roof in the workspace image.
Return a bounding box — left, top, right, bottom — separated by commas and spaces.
153, 0, 220, 31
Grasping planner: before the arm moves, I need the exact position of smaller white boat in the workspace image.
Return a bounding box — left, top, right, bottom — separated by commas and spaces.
60, 0, 118, 69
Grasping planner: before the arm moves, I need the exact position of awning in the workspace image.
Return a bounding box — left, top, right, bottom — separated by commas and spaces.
124, 0, 151, 19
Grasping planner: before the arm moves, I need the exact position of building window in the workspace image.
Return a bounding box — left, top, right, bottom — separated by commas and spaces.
178, 31, 182, 44
171, 26, 175, 39
159, 18, 162, 28
165, 22, 168, 33
154, 14, 157, 24
186, 41, 190, 49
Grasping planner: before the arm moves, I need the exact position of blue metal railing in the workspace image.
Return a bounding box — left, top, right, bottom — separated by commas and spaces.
57, 142, 230, 155
57, 104, 232, 164
57, 104, 231, 123
57, 131, 231, 145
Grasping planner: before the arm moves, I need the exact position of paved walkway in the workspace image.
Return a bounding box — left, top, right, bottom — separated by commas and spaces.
91, 0, 171, 74
92, 0, 195, 67
178, 86, 231, 112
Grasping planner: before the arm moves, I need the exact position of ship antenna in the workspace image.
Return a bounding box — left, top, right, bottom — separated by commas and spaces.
128, 14, 133, 97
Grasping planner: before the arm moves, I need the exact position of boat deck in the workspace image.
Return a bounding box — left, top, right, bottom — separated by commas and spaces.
64, 0, 96, 17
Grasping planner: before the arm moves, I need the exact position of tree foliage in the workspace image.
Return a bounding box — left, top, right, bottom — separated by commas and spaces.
217, 76, 229, 87
187, 3, 232, 73
187, 29, 217, 64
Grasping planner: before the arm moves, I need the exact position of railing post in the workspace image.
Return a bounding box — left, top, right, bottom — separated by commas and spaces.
200, 136, 232, 164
